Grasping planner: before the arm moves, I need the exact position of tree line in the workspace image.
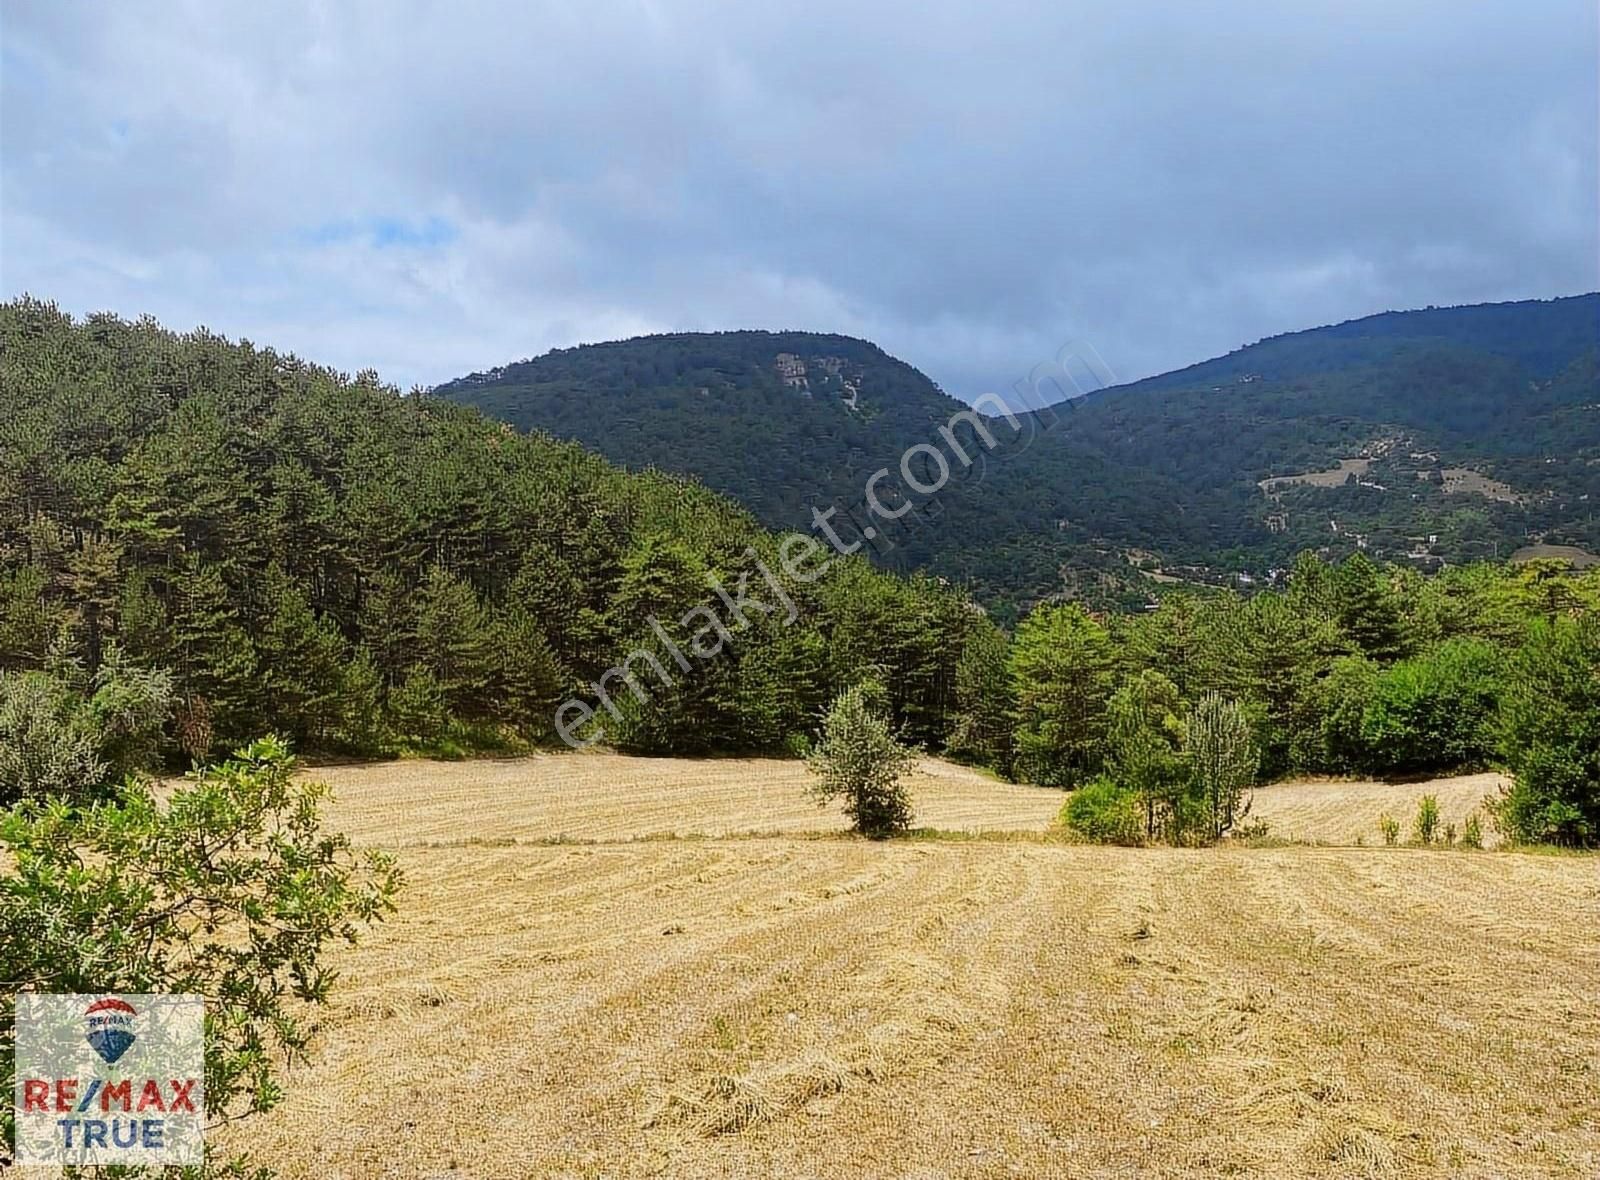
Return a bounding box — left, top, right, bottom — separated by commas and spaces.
0, 300, 971, 775
3, 299, 1596, 846
952, 553, 1600, 845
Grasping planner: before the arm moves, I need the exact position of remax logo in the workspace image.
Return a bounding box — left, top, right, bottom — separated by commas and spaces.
84, 998, 138, 1064
14, 992, 205, 1165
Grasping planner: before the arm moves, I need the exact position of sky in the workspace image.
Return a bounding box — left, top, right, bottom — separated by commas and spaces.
2, 1, 1596, 403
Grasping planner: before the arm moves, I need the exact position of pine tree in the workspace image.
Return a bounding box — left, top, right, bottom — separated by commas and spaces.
1216, 592, 1339, 778
59, 534, 124, 672
358, 569, 417, 687
1332, 553, 1409, 660
0, 564, 58, 671
1009, 603, 1115, 787
387, 666, 447, 745
1120, 594, 1216, 701
334, 647, 390, 753
169, 558, 257, 749
611, 536, 710, 632
414, 564, 496, 718
114, 568, 171, 666
1106, 670, 1187, 839
1286, 551, 1338, 623
947, 616, 1015, 775
807, 681, 917, 837
489, 607, 567, 734
1188, 691, 1257, 840
255, 565, 349, 744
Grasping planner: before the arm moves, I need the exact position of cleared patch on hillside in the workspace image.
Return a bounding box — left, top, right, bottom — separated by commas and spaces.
1249, 772, 1508, 848
1512, 543, 1600, 568
1440, 467, 1526, 504
306, 753, 1061, 845
229, 838, 1599, 1178
1259, 457, 1371, 492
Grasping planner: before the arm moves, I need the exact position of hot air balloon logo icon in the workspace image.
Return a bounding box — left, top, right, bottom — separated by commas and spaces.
84, 997, 138, 1065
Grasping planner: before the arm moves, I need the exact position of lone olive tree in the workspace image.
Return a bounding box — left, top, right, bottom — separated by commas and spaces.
807, 682, 917, 838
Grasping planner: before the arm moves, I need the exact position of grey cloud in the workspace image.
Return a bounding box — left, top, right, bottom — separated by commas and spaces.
2, 0, 1595, 398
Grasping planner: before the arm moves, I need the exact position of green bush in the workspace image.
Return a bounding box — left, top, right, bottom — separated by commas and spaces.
0, 648, 173, 806
1378, 813, 1400, 846
807, 681, 917, 838
1462, 813, 1484, 849
1493, 615, 1600, 846
1303, 654, 1379, 773
0, 670, 104, 805
1061, 777, 1146, 845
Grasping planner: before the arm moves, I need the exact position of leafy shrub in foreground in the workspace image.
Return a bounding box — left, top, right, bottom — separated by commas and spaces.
0, 736, 401, 1173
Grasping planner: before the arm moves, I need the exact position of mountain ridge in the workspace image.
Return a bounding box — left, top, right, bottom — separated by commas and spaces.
436, 295, 1600, 616
1094, 292, 1599, 399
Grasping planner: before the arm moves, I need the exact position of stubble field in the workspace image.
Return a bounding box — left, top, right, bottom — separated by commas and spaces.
226, 755, 1599, 1178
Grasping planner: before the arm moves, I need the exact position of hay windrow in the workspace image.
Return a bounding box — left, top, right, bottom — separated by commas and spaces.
223, 757, 1599, 1178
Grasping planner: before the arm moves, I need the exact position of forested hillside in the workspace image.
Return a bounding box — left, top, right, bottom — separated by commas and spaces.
0, 299, 977, 764
1118, 294, 1600, 392
5, 298, 1598, 844
1058, 294, 1600, 575
438, 330, 1234, 617
438, 296, 1600, 616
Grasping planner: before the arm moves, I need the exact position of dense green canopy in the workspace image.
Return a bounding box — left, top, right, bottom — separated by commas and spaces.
5, 298, 1598, 845
0, 299, 972, 761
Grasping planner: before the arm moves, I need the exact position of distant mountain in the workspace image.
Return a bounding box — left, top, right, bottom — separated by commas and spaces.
435, 331, 1235, 617
436, 296, 1600, 617
1119, 294, 1599, 394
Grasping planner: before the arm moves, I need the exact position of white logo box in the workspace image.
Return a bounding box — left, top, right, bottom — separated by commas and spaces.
13, 993, 205, 1166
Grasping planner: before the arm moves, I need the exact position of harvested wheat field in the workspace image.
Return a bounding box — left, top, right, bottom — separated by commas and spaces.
227, 757, 1600, 1179
306, 752, 1062, 844
1250, 773, 1509, 848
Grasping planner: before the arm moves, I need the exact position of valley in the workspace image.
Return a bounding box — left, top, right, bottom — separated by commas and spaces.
8, 306, 1594, 1180
4, 8, 1597, 1179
